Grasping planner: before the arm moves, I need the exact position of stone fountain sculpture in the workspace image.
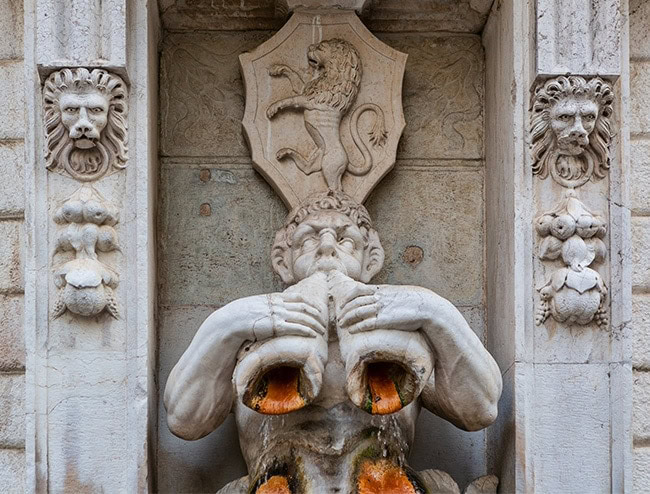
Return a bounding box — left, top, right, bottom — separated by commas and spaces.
164, 9, 503, 494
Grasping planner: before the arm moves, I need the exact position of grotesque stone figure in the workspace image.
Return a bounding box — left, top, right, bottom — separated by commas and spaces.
164, 190, 502, 493
531, 76, 614, 188
43, 68, 128, 181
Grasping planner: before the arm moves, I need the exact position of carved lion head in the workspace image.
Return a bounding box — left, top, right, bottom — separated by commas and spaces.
43, 68, 128, 181
531, 76, 613, 187
304, 39, 362, 113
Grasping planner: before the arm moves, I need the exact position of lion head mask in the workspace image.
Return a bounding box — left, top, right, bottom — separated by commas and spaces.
43, 68, 128, 181
531, 76, 613, 188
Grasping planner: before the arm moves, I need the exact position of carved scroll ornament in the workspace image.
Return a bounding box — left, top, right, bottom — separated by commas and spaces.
52, 185, 120, 319
535, 191, 608, 327
43, 68, 128, 182
531, 76, 613, 188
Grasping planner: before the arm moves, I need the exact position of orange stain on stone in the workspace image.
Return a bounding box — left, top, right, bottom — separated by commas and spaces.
357, 459, 416, 494
367, 363, 403, 415
257, 475, 292, 494
252, 367, 306, 415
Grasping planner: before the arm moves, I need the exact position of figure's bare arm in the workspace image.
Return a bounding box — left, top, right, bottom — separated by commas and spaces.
337, 283, 502, 431
164, 293, 327, 440
416, 292, 502, 431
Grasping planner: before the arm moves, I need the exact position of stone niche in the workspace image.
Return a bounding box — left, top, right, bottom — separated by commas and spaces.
157, 2, 488, 492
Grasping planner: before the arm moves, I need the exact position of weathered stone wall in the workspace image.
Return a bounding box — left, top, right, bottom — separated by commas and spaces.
0, 0, 25, 490
157, 30, 487, 492
630, 1, 650, 491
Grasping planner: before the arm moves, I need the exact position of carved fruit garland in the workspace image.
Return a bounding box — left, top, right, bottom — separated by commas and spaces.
52, 185, 120, 319
535, 190, 608, 327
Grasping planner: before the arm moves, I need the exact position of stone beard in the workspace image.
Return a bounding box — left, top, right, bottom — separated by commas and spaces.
164, 191, 502, 492
43, 67, 128, 182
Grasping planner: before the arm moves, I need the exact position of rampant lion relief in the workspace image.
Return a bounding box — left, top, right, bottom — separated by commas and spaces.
43, 68, 128, 182
266, 39, 387, 191
531, 76, 614, 188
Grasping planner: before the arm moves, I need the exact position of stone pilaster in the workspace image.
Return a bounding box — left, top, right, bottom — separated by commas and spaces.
23, 1, 159, 492
484, 0, 631, 492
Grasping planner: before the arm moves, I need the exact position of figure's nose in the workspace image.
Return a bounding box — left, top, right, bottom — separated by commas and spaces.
569, 116, 587, 138
317, 231, 337, 257
74, 109, 93, 134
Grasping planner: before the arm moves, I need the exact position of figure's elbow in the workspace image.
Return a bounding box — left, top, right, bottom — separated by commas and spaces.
456, 373, 502, 431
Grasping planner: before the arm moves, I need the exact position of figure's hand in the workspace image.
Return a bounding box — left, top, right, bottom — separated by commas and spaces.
337, 283, 431, 334
229, 292, 327, 342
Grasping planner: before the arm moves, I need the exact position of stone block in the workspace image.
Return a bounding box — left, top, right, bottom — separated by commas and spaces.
0, 61, 24, 140
535, 0, 621, 76
158, 164, 286, 307
634, 294, 650, 368
634, 370, 650, 441
635, 447, 650, 492
367, 0, 492, 33
632, 217, 650, 292
0, 141, 24, 216
160, 32, 272, 158
631, 62, 650, 135
0, 374, 24, 448
0, 221, 23, 293
0, 295, 24, 370
631, 139, 650, 215
366, 167, 484, 306
0, 449, 24, 493
631, 0, 650, 59
377, 34, 483, 160
36, 0, 126, 69
0, 0, 23, 60
532, 363, 611, 493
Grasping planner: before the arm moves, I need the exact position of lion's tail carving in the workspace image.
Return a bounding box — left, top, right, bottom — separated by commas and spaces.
347, 103, 387, 176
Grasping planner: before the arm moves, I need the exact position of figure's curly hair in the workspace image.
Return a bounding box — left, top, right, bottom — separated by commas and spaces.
43, 68, 128, 176
531, 76, 613, 180
277, 190, 373, 249
304, 39, 362, 113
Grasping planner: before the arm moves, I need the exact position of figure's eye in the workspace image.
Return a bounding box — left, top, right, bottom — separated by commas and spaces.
64, 107, 79, 113
90, 107, 104, 113
338, 237, 355, 251
300, 235, 319, 250
558, 114, 573, 122
583, 113, 596, 121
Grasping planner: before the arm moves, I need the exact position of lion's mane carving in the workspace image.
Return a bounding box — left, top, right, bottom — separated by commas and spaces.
267, 38, 387, 191
43, 68, 128, 182
303, 39, 362, 113
531, 76, 613, 188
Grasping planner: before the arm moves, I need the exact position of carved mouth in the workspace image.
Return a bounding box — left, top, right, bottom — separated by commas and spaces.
74, 137, 97, 149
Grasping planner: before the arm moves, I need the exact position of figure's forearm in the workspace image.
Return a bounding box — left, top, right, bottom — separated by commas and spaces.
416, 290, 502, 430
164, 303, 250, 440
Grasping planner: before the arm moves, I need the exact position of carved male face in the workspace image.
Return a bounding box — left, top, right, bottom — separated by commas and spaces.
59, 91, 109, 149
549, 97, 598, 156
290, 211, 366, 281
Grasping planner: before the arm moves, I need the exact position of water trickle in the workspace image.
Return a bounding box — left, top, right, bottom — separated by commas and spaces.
372, 414, 408, 467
